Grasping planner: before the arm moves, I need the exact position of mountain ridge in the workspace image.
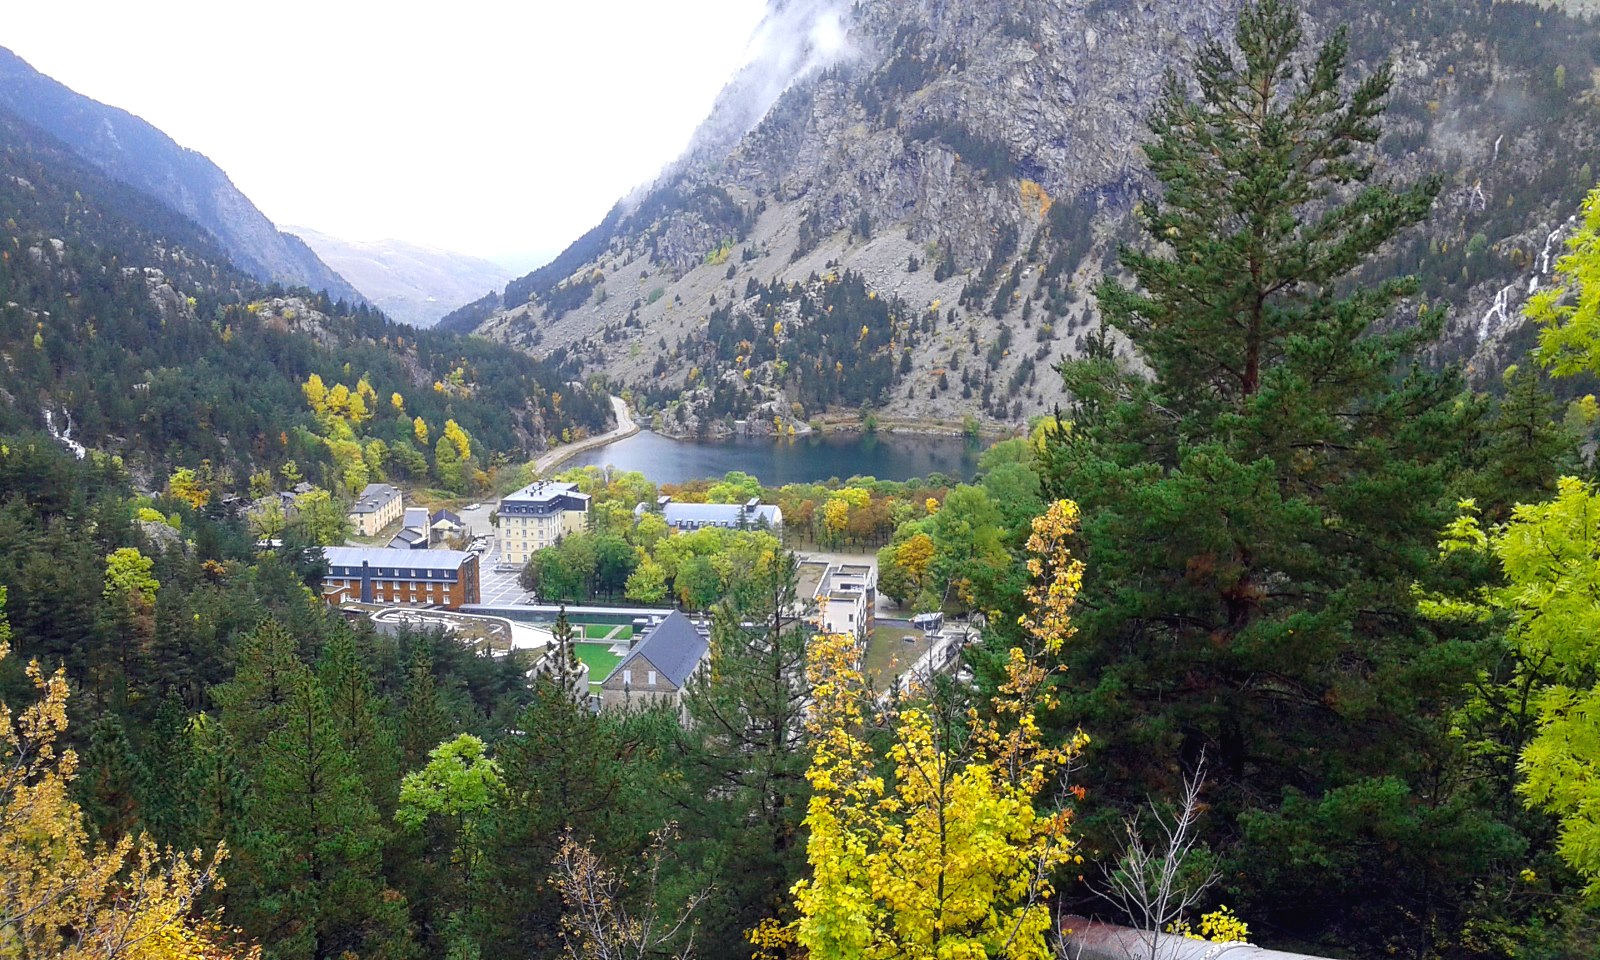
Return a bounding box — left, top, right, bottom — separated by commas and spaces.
0, 44, 363, 305
464, 0, 1600, 437
0, 100, 610, 481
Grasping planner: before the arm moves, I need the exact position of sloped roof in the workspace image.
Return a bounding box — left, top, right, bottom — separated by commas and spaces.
350, 482, 401, 515
324, 546, 473, 570
661, 502, 781, 527
388, 528, 428, 549
608, 611, 708, 688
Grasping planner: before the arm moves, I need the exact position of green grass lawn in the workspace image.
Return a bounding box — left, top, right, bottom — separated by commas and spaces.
574, 641, 623, 683
579, 623, 633, 641
864, 625, 931, 685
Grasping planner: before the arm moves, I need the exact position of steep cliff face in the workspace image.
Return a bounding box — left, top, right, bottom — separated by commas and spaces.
471, 0, 1600, 435
0, 46, 364, 304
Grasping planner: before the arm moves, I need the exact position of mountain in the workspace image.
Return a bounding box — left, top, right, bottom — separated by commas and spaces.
0, 102, 610, 479
0, 45, 363, 305
457, 0, 1600, 437
287, 227, 513, 327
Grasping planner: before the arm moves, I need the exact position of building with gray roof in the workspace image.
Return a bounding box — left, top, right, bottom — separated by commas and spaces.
347, 482, 403, 536
643, 496, 783, 533
598, 611, 710, 711
322, 546, 480, 609
498, 481, 591, 566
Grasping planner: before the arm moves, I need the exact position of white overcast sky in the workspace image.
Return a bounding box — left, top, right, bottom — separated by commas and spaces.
4, 2, 769, 271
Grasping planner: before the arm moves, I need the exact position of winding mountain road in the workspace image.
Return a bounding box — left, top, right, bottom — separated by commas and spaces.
535, 395, 639, 475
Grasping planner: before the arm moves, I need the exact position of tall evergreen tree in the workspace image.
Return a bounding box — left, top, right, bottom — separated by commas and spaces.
677, 551, 814, 958
317, 626, 399, 811
399, 642, 451, 769
474, 684, 671, 959
214, 618, 308, 762
533, 605, 586, 701
77, 712, 149, 842
235, 672, 415, 960
1038, 1, 1513, 952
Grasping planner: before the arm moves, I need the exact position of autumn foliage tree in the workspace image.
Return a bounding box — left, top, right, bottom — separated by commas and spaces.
0, 588, 252, 959
791, 500, 1088, 960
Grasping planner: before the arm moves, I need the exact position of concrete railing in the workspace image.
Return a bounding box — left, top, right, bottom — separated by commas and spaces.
1059, 918, 1334, 960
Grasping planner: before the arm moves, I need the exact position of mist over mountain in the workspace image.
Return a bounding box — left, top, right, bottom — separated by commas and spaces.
0, 45, 362, 304
462, 0, 1600, 438
288, 227, 513, 327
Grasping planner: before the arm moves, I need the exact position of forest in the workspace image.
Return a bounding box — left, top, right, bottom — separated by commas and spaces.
0, 102, 612, 489
12, 2, 1600, 959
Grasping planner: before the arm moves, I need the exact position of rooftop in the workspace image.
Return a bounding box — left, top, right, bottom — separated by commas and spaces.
324, 546, 476, 569
349, 482, 402, 514
502, 481, 591, 505
607, 611, 709, 688
661, 501, 781, 527
796, 561, 829, 602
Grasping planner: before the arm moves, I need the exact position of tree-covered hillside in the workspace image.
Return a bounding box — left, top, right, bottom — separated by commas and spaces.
0, 105, 610, 486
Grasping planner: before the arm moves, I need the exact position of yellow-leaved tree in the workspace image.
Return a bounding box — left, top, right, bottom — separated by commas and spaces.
791, 499, 1089, 960
0, 588, 253, 959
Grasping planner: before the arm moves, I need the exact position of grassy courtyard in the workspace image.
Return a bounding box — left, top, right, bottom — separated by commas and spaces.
573, 641, 623, 683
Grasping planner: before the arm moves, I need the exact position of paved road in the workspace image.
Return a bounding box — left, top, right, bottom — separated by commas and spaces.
535, 396, 638, 475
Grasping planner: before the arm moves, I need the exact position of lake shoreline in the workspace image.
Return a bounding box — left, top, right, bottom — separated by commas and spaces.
562, 424, 983, 485
535, 395, 640, 476
650, 412, 1017, 442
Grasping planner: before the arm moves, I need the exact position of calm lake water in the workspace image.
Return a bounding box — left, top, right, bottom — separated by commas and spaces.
563, 429, 982, 485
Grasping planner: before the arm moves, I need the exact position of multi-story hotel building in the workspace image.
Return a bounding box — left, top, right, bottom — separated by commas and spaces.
321, 547, 481, 609
496, 481, 590, 566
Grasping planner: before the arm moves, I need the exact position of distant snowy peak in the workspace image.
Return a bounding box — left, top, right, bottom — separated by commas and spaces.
288, 227, 513, 328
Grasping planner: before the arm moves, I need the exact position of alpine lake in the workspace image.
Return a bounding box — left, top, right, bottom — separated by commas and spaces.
563, 428, 983, 485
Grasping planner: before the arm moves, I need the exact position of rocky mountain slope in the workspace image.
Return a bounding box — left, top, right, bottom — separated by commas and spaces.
288, 226, 511, 327
456, 0, 1600, 437
0, 45, 363, 305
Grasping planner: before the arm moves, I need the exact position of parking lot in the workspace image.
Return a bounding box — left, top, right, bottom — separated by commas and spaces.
477, 555, 531, 605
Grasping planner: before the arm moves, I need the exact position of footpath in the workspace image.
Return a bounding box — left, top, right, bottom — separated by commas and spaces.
535, 395, 639, 475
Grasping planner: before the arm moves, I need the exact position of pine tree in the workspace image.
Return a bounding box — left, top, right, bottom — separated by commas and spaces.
677, 551, 815, 955
1455, 364, 1580, 524
1038, 0, 1504, 949
214, 619, 308, 763
317, 627, 399, 811
534, 605, 586, 701
474, 687, 671, 958
234, 672, 414, 960
399, 643, 451, 769
78, 713, 150, 843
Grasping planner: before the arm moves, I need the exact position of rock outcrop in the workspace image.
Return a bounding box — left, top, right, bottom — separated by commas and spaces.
467, 0, 1600, 432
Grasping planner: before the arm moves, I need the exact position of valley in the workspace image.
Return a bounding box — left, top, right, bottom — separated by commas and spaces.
6, 2, 1600, 959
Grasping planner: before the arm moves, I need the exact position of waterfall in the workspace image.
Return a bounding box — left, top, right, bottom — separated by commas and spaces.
41, 408, 86, 460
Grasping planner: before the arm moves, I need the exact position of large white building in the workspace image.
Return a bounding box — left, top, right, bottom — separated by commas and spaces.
496, 481, 590, 565
794, 560, 877, 638
817, 563, 877, 638
642, 496, 783, 532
